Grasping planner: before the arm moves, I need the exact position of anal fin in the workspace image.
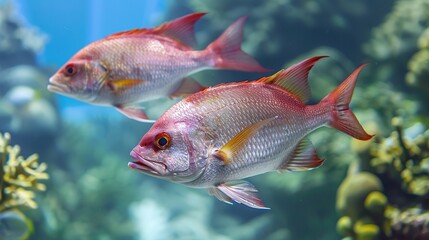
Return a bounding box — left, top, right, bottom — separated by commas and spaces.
208, 180, 269, 209
115, 105, 155, 123
169, 77, 206, 98
279, 137, 324, 171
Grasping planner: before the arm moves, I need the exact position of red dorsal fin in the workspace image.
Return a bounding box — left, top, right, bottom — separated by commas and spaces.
257, 56, 327, 103
151, 12, 206, 48
106, 12, 206, 48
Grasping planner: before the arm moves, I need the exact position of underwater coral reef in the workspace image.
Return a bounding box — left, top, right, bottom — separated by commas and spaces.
336, 118, 429, 240
1, 0, 429, 239
0, 132, 48, 240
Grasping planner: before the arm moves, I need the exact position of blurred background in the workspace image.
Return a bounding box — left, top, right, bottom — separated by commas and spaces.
0, 0, 428, 239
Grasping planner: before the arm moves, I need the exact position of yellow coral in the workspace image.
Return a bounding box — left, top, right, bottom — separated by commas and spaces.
418, 27, 429, 48
336, 172, 383, 220
369, 122, 429, 199
364, 191, 387, 215
354, 222, 380, 240
359, 120, 429, 238
0, 132, 49, 211
336, 216, 353, 237
400, 169, 413, 183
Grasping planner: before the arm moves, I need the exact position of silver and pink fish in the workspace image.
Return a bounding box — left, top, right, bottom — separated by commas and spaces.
47, 13, 266, 122
129, 56, 373, 209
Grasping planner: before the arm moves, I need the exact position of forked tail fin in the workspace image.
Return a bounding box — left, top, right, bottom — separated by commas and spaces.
206, 17, 267, 72
321, 64, 373, 140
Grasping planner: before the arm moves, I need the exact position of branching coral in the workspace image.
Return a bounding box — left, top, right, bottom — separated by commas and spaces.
337, 118, 429, 240
370, 118, 429, 199
0, 132, 48, 212
388, 208, 429, 239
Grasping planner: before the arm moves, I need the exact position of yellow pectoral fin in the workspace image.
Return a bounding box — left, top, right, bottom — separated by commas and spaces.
107, 79, 145, 94
213, 116, 278, 165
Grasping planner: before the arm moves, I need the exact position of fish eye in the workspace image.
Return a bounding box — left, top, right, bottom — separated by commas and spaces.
154, 132, 171, 150
64, 64, 77, 76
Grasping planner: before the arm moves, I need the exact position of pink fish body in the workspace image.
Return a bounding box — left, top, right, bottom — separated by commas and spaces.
129, 56, 373, 209
47, 13, 266, 122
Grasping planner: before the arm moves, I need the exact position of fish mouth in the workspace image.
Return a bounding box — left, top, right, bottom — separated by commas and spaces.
129, 150, 168, 176
47, 78, 70, 93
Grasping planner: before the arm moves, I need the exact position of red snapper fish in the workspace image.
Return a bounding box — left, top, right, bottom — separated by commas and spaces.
129, 56, 373, 209
47, 13, 266, 122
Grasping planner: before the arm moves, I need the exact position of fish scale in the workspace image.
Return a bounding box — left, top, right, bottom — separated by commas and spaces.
95, 38, 203, 96
129, 56, 373, 209
153, 82, 325, 185
48, 12, 266, 122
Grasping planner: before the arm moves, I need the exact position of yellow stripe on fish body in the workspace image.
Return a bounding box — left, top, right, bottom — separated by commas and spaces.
213, 117, 278, 165
106, 79, 145, 95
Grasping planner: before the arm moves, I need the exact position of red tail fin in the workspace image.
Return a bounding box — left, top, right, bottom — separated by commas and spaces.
321, 64, 373, 140
206, 17, 267, 72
